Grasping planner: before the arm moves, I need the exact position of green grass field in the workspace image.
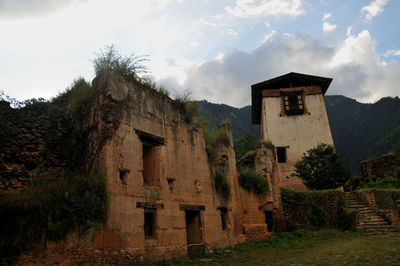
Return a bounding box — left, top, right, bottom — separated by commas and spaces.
151, 230, 400, 266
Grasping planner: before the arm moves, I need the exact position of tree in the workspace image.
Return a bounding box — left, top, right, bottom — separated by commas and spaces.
292, 143, 351, 190
236, 135, 258, 159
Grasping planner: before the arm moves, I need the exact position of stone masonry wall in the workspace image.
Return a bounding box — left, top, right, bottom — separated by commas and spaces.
360, 153, 400, 183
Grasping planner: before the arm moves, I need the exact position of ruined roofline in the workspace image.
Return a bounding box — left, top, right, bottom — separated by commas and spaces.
251, 72, 333, 124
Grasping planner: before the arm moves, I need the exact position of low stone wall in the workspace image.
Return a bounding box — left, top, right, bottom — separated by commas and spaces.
356, 190, 400, 210
242, 224, 270, 241
16, 243, 189, 265
281, 189, 357, 231
355, 190, 400, 228
360, 154, 400, 183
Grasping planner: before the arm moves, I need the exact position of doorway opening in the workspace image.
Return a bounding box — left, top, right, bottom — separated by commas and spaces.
185, 210, 203, 256
264, 210, 274, 232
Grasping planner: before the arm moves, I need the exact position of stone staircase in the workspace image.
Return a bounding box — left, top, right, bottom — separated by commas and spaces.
345, 193, 400, 235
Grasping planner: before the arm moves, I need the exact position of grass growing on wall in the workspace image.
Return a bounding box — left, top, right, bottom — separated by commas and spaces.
238, 168, 269, 196
201, 117, 231, 158
358, 189, 400, 210
281, 188, 356, 231
214, 170, 231, 200
0, 172, 109, 264
361, 178, 399, 189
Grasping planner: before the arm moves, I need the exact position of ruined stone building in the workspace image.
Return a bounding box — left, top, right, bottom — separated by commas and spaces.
58, 72, 282, 263
251, 72, 334, 190
3, 71, 333, 264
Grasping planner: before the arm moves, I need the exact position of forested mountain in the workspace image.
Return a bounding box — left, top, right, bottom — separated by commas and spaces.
197, 100, 260, 148
198, 96, 400, 172
325, 95, 400, 170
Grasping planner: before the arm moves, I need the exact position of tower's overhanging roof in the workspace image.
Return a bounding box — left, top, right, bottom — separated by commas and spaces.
251, 72, 333, 124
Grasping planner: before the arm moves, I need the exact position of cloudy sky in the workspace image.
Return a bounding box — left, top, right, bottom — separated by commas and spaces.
0, 0, 399, 107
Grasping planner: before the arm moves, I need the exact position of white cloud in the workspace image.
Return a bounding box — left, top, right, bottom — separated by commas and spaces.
384, 49, 400, 57
0, 0, 86, 19
182, 31, 400, 107
227, 29, 238, 36
346, 26, 352, 37
225, 0, 305, 18
361, 0, 389, 21
262, 30, 276, 43
0, 0, 183, 100
322, 22, 337, 38
192, 18, 217, 27
183, 33, 334, 107
189, 41, 199, 47
322, 13, 332, 21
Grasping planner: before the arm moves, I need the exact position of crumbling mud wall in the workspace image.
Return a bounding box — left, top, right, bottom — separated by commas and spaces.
360, 153, 400, 183
208, 122, 246, 248
11, 71, 284, 264
88, 72, 245, 261
0, 100, 85, 191
237, 141, 284, 238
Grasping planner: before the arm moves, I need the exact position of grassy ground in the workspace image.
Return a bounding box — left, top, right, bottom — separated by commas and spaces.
150, 230, 400, 266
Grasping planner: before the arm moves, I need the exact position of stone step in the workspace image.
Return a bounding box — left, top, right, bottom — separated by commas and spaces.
344, 192, 400, 235
361, 217, 387, 223
349, 206, 369, 210
363, 221, 390, 225
358, 211, 378, 215
364, 226, 398, 231
366, 228, 400, 233
363, 224, 393, 229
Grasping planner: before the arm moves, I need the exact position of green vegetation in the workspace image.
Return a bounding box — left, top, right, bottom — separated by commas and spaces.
214, 170, 231, 200
141, 77, 171, 97
281, 188, 356, 231
293, 143, 352, 190
238, 168, 269, 196
0, 172, 108, 263
236, 135, 258, 160
362, 178, 399, 189
201, 117, 231, 158
145, 230, 400, 266
93, 45, 148, 81
357, 189, 400, 210
324, 95, 400, 171
171, 90, 199, 124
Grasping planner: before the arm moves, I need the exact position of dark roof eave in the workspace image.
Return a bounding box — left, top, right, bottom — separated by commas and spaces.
251, 72, 333, 124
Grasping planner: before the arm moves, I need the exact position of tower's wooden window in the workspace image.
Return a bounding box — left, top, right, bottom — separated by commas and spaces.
144, 208, 156, 238
277, 147, 287, 163
282, 92, 304, 115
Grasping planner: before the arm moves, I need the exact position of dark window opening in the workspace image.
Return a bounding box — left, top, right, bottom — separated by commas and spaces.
136, 130, 164, 187
218, 208, 228, 230
142, 144, 160, 186
264, 210, 274, 232
277, 147, 287, 163
282, 92, 304, 116
144, 208, 156, 238
119, 169, 130, 185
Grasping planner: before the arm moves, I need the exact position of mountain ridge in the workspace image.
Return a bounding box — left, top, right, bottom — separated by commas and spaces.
198, 95, 400, 171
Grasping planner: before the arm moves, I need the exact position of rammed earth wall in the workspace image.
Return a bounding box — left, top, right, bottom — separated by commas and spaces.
12, 72, 282, 264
